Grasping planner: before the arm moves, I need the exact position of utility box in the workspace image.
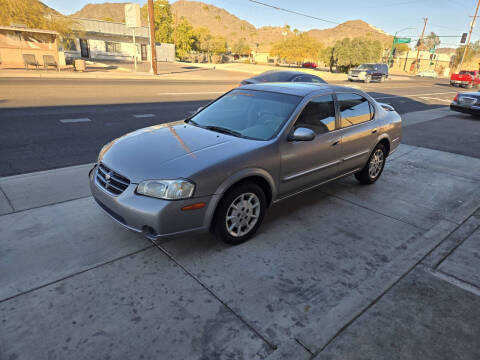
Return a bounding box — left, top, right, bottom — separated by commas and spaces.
74, 59, 86, 72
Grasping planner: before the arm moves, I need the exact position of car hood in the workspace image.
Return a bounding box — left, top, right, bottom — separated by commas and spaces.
99, 120, 243, 183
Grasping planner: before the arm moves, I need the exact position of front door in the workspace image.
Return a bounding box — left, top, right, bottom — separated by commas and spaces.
336, 93, 379, 174
141, 44, 147, 61
279, 95, 342, 196
79, 39, 89, 58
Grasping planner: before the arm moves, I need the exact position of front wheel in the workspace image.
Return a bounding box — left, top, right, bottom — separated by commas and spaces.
213, 183, 266, 245
355, 143, 386, 184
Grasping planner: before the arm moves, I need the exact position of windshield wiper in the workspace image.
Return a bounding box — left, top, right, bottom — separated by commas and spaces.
203, 125, 243, 137
184, 117, 198, 125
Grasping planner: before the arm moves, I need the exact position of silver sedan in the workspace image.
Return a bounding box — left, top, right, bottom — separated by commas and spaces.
89, 83, 402, 244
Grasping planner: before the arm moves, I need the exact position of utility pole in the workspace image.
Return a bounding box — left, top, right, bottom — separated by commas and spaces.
459, 0, 480, 71
148, 0, 158, 75
413, 17, 428, 74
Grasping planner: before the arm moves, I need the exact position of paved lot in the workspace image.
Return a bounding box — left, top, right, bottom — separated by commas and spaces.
1, 140, 480, 359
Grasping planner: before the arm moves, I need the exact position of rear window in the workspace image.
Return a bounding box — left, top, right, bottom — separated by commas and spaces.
460, 71, 475, 76
255, 72, 293, 82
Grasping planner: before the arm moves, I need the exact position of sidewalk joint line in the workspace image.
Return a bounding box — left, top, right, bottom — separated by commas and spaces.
0, 245, 153, 304
312, 214, 467, 356
427, 267, 480, 297
149, 239, 278, 352
0, 184, 15, 212
0, 195, 92, 217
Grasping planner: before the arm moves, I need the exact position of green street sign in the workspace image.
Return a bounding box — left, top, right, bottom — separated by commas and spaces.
394, 37, 411, 44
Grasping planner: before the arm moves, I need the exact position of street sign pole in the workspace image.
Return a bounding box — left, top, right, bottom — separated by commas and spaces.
125, 3, 141, 73
148, 0, 158, 75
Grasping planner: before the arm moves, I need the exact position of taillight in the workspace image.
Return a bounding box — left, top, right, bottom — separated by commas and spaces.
453, 94, 459, 102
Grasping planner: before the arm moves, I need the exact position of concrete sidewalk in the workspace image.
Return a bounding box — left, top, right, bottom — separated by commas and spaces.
1, 142, 480, 359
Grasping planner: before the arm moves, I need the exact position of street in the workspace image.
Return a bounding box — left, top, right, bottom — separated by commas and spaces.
0, 76, 478, 176
1, 73, 480, 360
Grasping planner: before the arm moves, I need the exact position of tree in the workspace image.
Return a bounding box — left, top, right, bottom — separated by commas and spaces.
0, 0, 77, 48
416, 31, 440, 51
331, 37, 383, 72
454, 41, 480, 67
141, 0, 173, 43
319, 46, 334, 70
194, 27, 227, 62
270, 34, 323, 65
174, 17, 197, 58
232, 39, 251, 55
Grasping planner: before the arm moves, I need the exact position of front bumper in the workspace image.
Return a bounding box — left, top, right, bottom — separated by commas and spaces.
89, 165, 214, 240
450, 102, 480, 115
348, 73, 367, 81
450, 80, 471, 86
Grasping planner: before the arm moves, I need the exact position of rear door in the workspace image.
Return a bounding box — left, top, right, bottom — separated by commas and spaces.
335, 93, 379, 174
279, 95, 342, 196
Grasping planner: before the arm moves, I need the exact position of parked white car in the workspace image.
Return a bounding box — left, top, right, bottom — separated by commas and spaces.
416, 69, 438, 78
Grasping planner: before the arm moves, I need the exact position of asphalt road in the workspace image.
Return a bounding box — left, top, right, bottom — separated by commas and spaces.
0, 76, 478, 176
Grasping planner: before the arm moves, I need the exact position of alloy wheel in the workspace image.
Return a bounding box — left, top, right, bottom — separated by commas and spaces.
368, 149, 384, 179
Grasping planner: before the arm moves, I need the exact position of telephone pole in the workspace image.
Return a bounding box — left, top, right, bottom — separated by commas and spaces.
148, 0, 158, 75
413, 17, 428, 74
458, 0, 480, 71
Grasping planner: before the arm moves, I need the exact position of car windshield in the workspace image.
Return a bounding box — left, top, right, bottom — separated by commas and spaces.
188, 89, 301, 140
357, 64, 376, 70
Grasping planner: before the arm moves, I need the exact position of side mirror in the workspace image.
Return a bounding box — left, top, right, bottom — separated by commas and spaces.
289, 127, 315, 141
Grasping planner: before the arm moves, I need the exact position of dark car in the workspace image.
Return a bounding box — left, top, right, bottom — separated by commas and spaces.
450, 92, 480, 115
348, 63, 389, 83
241, 70, 326, 86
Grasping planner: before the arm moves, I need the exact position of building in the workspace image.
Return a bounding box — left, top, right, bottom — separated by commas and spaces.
391, 49, 456, 75
0, 25, 59, 68
63, 17, 175, 63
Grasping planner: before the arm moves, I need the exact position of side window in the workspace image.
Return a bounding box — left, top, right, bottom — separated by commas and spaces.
293, 75, 311, 82
310, 76, 325, 83
337, 93, 373, 128
294, 95, 336, 134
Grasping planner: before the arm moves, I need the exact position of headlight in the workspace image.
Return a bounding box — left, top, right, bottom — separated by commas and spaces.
136, 179, 195, 200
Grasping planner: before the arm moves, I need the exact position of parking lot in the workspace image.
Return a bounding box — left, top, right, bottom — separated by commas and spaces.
1, 74, 480, 359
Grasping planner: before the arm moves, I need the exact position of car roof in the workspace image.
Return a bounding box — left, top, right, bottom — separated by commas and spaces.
249, 70, 319, 79
239, 82, 362, 97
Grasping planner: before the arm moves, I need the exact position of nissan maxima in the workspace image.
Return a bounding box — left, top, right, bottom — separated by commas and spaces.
90, 83, 402, 245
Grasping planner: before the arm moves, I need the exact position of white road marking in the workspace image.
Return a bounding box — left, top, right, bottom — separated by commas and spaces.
59, 118, 91, 123
157, 91, 226, 95
418, 96, 452, 103
373, 91, 458, 100
133, 114, 156, 118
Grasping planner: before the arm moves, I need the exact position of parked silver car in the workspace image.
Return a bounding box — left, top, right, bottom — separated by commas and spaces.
89, 83, 402, 244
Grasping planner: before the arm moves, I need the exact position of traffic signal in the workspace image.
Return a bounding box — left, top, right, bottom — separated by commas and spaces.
461, 33, 468, 44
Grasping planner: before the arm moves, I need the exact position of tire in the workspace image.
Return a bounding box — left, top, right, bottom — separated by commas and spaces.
364, 75, 371, 83
213, 182, 266, 245
354, 143, 386, 185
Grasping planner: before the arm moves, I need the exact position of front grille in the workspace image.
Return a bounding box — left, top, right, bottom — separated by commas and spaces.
96, 163, 130, 195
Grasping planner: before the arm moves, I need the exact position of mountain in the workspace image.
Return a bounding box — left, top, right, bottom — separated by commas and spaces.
306, 20, 392, 47
70, 2, 131, 21
66, 0, 392, 50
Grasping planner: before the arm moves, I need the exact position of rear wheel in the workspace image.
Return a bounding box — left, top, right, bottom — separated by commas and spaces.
213, 182, 266, 245
355, 143, 386, 185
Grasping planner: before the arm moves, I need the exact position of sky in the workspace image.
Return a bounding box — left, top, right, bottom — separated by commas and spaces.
42, 0, 480, 47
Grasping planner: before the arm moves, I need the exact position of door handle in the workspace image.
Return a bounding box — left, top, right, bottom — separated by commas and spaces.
331, 140, 340, 146
371, 128, 378, 134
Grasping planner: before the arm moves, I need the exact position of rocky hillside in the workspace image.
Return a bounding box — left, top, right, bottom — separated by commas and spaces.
66, 0, 392, 50
70, 2, 131, 21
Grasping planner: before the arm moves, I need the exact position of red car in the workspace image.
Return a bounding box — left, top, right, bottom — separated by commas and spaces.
450, 70, 480, 88
302, 62, 317, 69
